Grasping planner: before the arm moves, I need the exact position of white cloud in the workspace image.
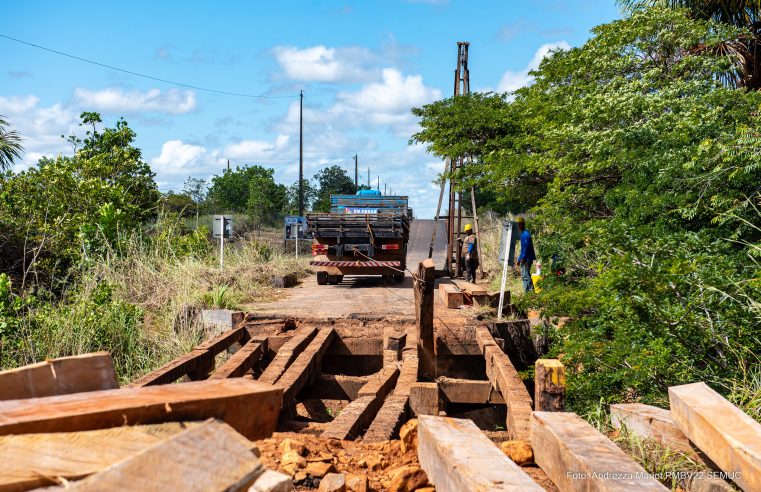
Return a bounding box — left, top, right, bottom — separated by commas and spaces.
74, 87, 196, 114
272, 45, 377, 82
221, 134, 291, 161
151, 140, 207, 175
497, 41, 570, 93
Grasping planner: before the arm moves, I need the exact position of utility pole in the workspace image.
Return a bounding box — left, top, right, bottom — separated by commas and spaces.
384, 182, 387, 195
377, 175, 380, 191
367, 167, 370, 188
298, 90, 304, 217
354, 154, 358, 192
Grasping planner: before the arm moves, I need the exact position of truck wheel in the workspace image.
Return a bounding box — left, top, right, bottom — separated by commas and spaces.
328, 275, 343, 285
316, 272, 328, 285
393, 274, 405, 283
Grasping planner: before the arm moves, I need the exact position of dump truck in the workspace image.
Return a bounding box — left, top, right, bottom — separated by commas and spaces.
307, 190, 410, 285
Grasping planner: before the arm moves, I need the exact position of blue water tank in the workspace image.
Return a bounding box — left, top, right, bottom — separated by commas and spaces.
357, 189, 382, 196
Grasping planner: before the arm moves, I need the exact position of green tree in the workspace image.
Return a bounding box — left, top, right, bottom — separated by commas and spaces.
246, 168, 287, 225
285, 179, 316, 215
159, 192, 196, 218
0, 116, 23, 171
182, 177, 207, 225
312, 165, 356, 212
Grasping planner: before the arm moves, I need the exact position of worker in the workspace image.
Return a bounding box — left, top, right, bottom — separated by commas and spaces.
515, 216, 536, 292
460, 223, 478, 283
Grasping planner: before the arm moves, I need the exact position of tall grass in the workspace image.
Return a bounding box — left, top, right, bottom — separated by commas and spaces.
1, 217, 310, 383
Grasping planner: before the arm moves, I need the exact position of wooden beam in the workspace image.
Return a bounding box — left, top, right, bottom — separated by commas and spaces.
67, 420, 263, 491
476, 327, 533, 440
129, 326, 248, 387
669, 382, 761, 492
258, 327, 317, 385
0, 378, 282, 440
321, 367, 399, 440
534, 359, 565, 411
277, 328, 336, 407
531, 411, 668, 491
415, 259, 436, 379
438, 378, 504, 405
610, 403, 693, 454
438, 282, 463, 309
301, 374, 370, 401
418, 415, 542, 492
209, 339, 265, 379
409, 382, 439, 416
0, 352, 118, 400
451, 279, 487, 296
0, 422, 207, 492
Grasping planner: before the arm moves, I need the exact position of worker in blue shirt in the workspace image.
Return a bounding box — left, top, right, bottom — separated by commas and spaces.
515, 216, 535, 292
460, 223, 478, 283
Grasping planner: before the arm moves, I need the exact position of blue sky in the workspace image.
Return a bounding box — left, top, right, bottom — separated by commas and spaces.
2, 0, 621, 217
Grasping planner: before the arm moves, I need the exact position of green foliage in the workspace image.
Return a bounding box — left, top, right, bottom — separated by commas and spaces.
159, 192, 197, 218
312, 165, 356, 212
413, 7, 761, 413
206, 165, 287, 225
285, 179, 317, 215
199, 285, 242, 310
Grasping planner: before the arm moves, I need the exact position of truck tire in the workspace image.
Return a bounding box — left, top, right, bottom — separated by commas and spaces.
328, 275, 343, 285
316, 272, 328, 285
393, 274, 405, 283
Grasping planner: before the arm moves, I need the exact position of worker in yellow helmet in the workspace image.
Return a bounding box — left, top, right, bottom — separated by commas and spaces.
460, 223, 478, 282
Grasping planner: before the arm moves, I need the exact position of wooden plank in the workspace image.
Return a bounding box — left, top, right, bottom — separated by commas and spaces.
0, 422, 207, 492
277, 328, 336, 407
201, 309, 244, 329
0, 378, 282, 440
669, 382, 761, 492
258, 327, 317, 385
129, 326, 248, 387
0, 352, 118, 400
209, 340, 265, 379
409, 382, 439, 416
534, 359, 565, 412
415, 259, 436, 379
438, 283, 463, 309
477, 327, 533, 440
438, 378, 504, 404
68, 420, 263, 491
610, 403, 693, 454
531, 411, 668, 491
451, 279, 487, 296
418, 415, 542, 492
322, 367, 399, 440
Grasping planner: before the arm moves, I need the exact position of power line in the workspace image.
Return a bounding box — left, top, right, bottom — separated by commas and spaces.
0, 33, 298, 100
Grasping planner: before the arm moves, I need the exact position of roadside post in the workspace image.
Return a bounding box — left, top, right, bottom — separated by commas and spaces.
284, 216, 306, 256
213, 215, 233, 269
497, 220, 519, 320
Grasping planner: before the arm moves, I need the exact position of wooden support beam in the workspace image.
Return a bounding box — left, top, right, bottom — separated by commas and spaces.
415, 259, 436, 379
209, 339, 265, 379
258, 327, 317, 385
534, 359, 565, 411
438, 282, 463, 309
201, 309, 244, 329
67, 420, 263, 491
129, 326, 248, 387
0, 378, 282, 440
0, 352, 118, 400
277, 328, 336, 407
418, 415, 542, 492
476, 327, 533, 440
451, 279, 487, 296
438, 377, 504, 405
669, 382, 761, 492
0, 422, 207, 491
531, 411, 668, 491
610, 403, 692, 454
409, 382, 439, 416
321, 367, 399, 440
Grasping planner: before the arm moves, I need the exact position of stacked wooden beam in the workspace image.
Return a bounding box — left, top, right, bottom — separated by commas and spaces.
306, 212, 410, 239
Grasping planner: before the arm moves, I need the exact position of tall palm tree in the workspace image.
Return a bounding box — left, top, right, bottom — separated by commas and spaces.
0, 116, 23, 171
620, 1, 761, 88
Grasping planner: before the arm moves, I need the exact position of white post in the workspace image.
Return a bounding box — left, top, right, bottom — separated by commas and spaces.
295, 224, 299, 258
497, 225, 512, 320
220, 235, 224, 269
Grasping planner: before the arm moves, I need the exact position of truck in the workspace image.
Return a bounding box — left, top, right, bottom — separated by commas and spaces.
307, 190, 410, 285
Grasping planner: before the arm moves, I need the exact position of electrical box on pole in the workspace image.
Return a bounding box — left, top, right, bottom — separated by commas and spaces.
213, 215, 233, 269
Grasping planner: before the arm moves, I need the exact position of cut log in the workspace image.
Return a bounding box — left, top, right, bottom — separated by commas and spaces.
277, 328, 336, 407
67, 420, 263, 491
534, 359, 565, 411
409, 383, 439, 416
201, 309, 244, 329
129, 326, 249, 387
610, 403, 692, 454
0, 422, 207, 492
415, 259, 435, 379
418, 415, 542, 492
0, 352, 118, 400
476, 327, 533, 440
438, 377, 504, 405
669, 382, 761, 492
258, 327, 318, 385
0, 378, 282, 440
531, 411, 668, 491
209, 339, 265, 379
437, 283, 463, 309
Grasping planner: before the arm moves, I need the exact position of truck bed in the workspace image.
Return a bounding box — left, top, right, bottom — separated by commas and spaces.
307, 213, 410, 239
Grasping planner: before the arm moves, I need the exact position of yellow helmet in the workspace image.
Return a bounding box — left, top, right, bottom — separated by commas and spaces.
515, 216, 525, 224
464, 223, 473, 232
